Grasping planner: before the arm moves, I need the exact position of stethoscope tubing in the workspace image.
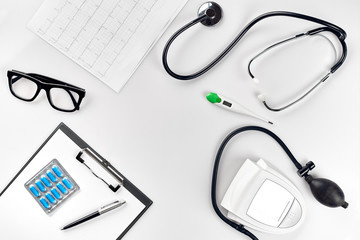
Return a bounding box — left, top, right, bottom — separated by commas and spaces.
162, 11, 347, 81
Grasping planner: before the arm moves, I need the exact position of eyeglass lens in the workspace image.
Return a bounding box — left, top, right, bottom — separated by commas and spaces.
10, 75, 38, 100
49, 87, 80, 111
10, 74, 81, 111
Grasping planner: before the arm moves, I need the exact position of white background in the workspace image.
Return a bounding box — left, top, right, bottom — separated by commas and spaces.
0, 0, 359, 240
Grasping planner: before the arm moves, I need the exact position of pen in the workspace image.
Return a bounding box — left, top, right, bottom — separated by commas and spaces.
61, 199, 126, 230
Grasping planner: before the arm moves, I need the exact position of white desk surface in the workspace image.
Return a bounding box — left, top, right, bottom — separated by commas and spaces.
0, 0, 359, 240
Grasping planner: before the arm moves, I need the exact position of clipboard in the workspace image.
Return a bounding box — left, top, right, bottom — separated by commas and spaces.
0, 122, 152, 240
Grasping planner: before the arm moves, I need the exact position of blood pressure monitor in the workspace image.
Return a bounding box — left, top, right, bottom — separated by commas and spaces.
221, 159, 305, 234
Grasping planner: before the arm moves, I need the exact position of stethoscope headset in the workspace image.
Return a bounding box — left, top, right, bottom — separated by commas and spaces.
162, 2, 349, 239
162, 2, 347, 111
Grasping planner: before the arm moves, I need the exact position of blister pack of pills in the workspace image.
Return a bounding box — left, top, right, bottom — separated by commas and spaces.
24, 159, 79, 214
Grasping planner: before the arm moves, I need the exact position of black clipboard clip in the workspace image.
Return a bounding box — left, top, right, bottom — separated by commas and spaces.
76, 148, 123, 192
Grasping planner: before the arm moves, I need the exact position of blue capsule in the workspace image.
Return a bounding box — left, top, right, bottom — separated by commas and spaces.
39, 197, 50, 209
56, 183, 68, 194
46, 170, 57, 182
45, 193, 56, 204
52, 165, 63, 178
62, 178, 73, 190
29, 185, 40, 197
41, 175, 51, 187
35, 180, 46, 192
51, 188, 61, 200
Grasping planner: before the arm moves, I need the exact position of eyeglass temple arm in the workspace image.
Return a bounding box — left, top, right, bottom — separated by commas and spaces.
27, 73, 85, 91
63, 88, 80, 109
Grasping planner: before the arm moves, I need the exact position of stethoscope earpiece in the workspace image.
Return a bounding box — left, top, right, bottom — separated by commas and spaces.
198, 2, 222, 26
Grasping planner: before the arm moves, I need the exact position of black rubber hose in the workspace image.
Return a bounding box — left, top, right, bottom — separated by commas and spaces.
162, 11, 347, 80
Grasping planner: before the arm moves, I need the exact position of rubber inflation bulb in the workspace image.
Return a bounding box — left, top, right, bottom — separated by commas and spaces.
305, 175, 348, 208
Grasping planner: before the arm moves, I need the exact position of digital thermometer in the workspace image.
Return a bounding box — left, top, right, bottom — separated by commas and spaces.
206, 92, 273, 124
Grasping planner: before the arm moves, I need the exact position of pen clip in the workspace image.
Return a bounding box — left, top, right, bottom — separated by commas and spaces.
76, 148, 123, 192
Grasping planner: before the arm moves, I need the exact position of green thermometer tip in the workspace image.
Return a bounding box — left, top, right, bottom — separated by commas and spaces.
206, 92, 221, 103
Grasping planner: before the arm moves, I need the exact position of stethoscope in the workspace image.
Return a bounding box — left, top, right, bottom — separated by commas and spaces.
162, 2, 347, 111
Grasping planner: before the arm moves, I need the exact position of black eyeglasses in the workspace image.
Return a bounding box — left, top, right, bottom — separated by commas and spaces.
8, 70, 86, 112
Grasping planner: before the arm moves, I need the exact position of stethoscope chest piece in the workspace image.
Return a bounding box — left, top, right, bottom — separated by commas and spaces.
198, 2, 222, 26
